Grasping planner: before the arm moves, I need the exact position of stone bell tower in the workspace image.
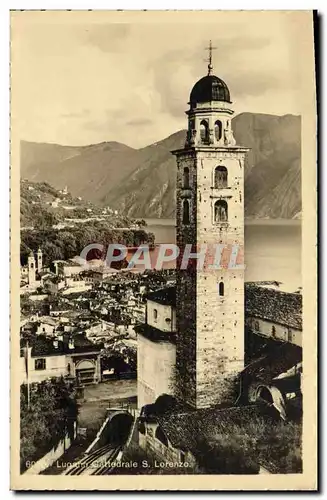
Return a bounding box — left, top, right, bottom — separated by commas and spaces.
37, 247, 43, 272
172, 42, 249, 409
28, 251, 36, 285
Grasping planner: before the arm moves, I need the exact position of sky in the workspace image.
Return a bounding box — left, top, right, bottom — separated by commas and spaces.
11, 11, 306, 149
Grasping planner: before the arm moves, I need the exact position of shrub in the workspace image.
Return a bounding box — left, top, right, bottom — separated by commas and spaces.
20, 377, 78, 472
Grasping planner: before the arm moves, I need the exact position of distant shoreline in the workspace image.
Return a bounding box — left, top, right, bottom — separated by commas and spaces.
144, 218, 301, 227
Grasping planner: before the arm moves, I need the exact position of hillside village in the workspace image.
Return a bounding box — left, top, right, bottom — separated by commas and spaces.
20, 181, 166, 387
20, 251, 175, 387
21, 178, 140, 230
20, 180, 154, 268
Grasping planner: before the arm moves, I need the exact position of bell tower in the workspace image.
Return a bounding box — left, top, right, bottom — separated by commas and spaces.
172, 42, 249, 409
37, 247, 43, 272
28, 251, 36, 285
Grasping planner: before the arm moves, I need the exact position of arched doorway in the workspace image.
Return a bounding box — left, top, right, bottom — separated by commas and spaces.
75, 359, 96, 385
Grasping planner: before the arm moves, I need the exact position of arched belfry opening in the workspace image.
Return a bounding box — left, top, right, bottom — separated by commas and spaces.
182, 199, 190, 225
214, 120, 223, 141
214, 199, 228, 223
219, 281, 224, 296
200, 120, 209, 144
183, 167, 190, 188
214, 166, 228, 189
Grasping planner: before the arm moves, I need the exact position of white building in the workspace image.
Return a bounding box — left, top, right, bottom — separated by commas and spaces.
20, 334, 102, 385
136, 287, 176, 409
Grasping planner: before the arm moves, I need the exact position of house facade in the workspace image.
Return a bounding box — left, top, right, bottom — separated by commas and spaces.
20, 335, 102, 385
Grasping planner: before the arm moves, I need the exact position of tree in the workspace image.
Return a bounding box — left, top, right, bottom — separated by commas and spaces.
20, 377, 78, 472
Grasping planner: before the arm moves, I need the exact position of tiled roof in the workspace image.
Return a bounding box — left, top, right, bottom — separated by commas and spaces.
22, 334, 102, 357
145, 284, 302, 330
245, 283, 302, 330
66, 260, 83, 267
151, 403, 300, 473
146, 287, 176, 307
157, 404, 277, 455
242, 342, 302, 383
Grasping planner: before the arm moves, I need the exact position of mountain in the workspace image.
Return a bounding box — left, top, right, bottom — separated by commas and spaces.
20, 140, 141, 204
102, 130, 186, 218
20, 113, 301, 219
104, 113, 301, 219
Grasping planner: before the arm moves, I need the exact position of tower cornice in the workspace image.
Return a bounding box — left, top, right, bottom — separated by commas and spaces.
186, 106, 234, 116
172, 146, 250, 156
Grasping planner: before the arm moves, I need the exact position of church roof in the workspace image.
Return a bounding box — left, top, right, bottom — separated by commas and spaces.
190, 74, 231, 106
245, 283, 302, 330
156, 404, 277, 453
146, 286, 176, 307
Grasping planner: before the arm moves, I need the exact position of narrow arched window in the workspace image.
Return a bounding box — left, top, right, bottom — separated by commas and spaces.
153, 309, 158, 322
214, 200, 228, 223
272, 325, 276, 337
219, 282, 224, 296
183, 167, 190, 188
182, 199, 190, 225
214, 166, 228, 189
200, 120, 209, 144
214, 120, 222, 141
155, 426, 168, 447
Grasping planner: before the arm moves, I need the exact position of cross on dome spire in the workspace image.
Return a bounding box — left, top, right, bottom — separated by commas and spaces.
205, 40, 217, 75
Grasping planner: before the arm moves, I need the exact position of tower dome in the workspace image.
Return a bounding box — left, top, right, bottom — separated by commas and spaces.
189, 74, 231, 106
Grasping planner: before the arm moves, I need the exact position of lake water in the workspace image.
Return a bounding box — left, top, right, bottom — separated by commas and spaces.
144, 218, 301, 291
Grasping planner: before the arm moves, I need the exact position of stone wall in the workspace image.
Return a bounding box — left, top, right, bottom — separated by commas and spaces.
175, 154, 197, 407
137, 334, 176, 409
139, 421, 196, 467
174, 147, 247, 408
23, 424, 77, 475
195, 149, 245, 406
